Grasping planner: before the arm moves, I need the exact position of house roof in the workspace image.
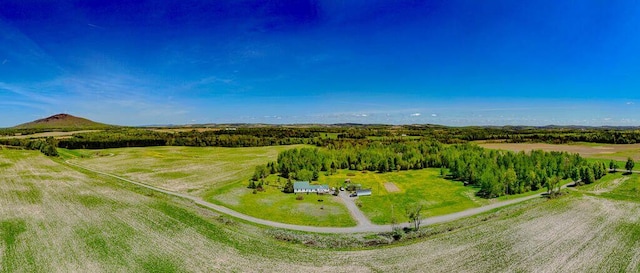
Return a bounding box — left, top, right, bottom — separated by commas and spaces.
294, 181, 329, 190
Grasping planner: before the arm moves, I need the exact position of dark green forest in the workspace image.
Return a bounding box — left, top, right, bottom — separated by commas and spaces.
260, 141, 606, 198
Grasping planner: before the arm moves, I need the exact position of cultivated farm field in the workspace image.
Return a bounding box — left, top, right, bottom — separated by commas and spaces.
0, 150, 325, 271
477, 141, 640, 161
2, 150, 640, 272
61, 145, 308, 196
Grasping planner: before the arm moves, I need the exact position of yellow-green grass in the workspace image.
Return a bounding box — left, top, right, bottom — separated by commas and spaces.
61, 145, 308, 197
317, 169, 490, 224
319, 132, 340, 139
578, 171, 625, 192
6, 150, 640, 271
599, 173, 640, 202
366, 136, 422, 141
0, 149, 335, 271
210, 181, 356, 227
586, 158, 640, 171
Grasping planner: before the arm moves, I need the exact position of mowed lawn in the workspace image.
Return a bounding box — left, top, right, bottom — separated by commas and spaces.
210, 181, 356, 227
317, 169, 490, 224
61, 145, 307, 197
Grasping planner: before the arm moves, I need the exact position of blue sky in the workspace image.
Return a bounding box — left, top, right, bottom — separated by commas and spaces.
1, 0, 640, 126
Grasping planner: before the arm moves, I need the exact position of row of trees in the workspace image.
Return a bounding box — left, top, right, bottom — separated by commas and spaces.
258, 141, 606, 198
0, 138, 58, 156
56, 129, 322, 149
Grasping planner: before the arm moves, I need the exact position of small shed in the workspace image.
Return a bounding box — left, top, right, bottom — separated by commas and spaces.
356, 189, 372, 196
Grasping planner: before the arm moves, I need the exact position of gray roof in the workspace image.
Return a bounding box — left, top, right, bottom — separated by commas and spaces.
294, 181, 329, 190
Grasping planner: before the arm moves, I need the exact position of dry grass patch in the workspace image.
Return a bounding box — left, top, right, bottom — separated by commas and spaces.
383, 182, 400, 193
477, 142, 640, 161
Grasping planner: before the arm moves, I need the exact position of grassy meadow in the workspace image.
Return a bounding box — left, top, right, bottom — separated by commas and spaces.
62, 145, 356, 227
210, 182, 356, 227
60, 145, 308, 196
577, 171, 640, 202
317, 169, 489, 224
211, 168, 488, 226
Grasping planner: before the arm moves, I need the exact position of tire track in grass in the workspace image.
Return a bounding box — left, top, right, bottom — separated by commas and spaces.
65, 160, 563, 234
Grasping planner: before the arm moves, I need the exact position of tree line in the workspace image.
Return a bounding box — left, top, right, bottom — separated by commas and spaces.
55, 129, 323, 149
256, 140, 607, 198
0, 138, 58, 156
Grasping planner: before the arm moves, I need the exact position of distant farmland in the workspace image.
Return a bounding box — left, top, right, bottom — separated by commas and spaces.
477, 142, 640, 161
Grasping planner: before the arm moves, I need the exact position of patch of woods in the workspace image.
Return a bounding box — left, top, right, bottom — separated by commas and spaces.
0, 138, 58, 156
255, 140, 609, 198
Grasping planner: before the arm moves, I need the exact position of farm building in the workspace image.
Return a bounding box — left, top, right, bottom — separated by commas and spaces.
356, 189, 372, 196
293, 181, 330, 194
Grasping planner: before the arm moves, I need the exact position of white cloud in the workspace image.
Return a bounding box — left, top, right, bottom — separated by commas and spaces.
626, 102, 634, 105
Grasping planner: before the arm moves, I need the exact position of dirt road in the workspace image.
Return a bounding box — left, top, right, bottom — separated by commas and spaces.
65, 160, 552, 234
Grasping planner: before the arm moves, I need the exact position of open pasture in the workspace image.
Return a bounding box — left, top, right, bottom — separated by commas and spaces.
317, 169, 490, 224
63, 145, 306, 196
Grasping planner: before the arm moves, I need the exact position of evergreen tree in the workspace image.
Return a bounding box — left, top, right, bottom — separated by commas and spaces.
283, 180, 294, 193
609, 160, 617, 172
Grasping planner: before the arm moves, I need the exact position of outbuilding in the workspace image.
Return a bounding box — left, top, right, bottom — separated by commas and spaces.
356, 189, 372, 196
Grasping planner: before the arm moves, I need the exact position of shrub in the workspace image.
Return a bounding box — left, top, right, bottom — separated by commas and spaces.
295, 194, 304, 200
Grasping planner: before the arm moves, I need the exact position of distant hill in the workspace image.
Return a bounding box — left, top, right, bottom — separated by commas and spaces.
13, 114, 113, 129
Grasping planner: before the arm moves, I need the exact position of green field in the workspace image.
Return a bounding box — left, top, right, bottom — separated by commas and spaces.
577, 171, 640, 202
0, 150, 317, 271
4, 149, 640, 271
213, 166, 548, 226
60, 145, 307, 196
211, 182, 356, 227
586, 158, 640, 171
317, 169, 489, 224
63, 145, 355, 227
212, 168, 490, 226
